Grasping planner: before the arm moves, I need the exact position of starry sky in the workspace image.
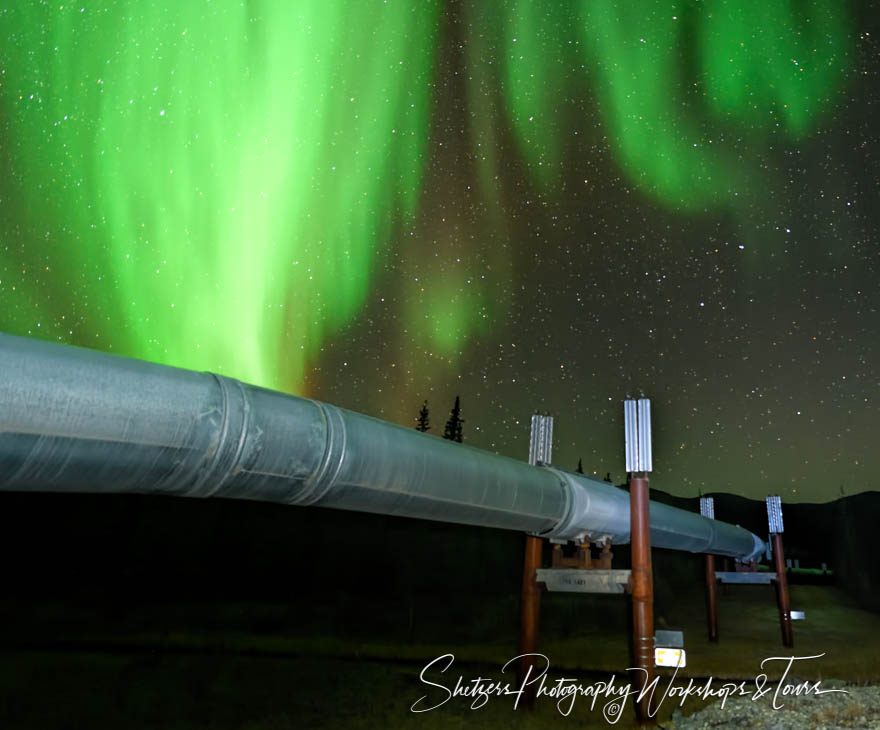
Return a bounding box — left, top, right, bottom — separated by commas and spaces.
1, 1, 877, 502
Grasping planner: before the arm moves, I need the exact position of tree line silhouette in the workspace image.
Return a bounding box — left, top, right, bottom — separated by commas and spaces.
414, 396, 463, 443
415, 401, 613, 482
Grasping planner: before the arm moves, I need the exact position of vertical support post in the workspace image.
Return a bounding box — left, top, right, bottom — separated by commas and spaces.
630, 473, 655, 723
772, 534, 793, 647
767, 496, 793, 648
518, 413, 553, 705
625, 398, 655, 724
518, 534, 543, 699
700, 496, 718, 643
597, 540, 613, 570
704, 555, 718, 642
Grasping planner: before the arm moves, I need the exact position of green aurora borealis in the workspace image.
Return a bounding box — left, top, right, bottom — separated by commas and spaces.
2, 1, 441, 388
2, 1, 874, 500
1, 0, 850, 388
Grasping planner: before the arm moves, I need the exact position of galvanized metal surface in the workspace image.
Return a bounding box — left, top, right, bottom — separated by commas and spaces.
654, 630, 685, 649
0, 334, 765, 560
541, 469, 765, 559
716, 571, 777, 584
767, 495, 784, 534
624, 398, 652, 473
700, 496, 715, 520
528, 414, 553, 466
536, 568, 632, 594
638, 399, 652, 472
624, 400, 636, 473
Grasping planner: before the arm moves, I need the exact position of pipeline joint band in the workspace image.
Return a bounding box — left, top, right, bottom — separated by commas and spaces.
291, 401, 347, 506
193, 374, 251, 498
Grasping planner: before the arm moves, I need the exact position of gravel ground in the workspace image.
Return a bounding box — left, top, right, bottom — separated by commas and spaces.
666, 682, 880, 729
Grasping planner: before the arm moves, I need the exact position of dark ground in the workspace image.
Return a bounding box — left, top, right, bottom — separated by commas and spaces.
0, 490, 877, 728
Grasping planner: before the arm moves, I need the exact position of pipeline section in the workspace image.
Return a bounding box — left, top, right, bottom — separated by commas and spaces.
0, 333, 764, 561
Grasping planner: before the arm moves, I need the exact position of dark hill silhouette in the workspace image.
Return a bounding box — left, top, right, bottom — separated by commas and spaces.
0, 488, 876, 611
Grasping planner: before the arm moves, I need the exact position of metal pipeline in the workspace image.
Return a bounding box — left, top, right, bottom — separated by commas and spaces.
0, 333, 765, 561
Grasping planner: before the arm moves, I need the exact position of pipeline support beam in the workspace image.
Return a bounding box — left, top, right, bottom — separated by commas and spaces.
630, 473, 655, 724
700, 497, 718, 643
772, 533, 794, 647
518, 535, 543, 704
705, 555, 718, 642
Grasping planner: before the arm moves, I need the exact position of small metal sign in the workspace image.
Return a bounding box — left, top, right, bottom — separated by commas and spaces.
791, 610, 806, 620
716, 571, 776, 584
655, 648, 686, 668
654, 630, 684, 649
536, 569, 631, 594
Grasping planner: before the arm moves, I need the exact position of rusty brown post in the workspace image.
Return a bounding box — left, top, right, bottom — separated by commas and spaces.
598, 540, 613, 570
630, 473, 655, 724
518, 534, 543, 704
699, 496, 718, 642
771, 533, 793, 647
766, 495, 793, 648
517, 411, 553, 704
705, 554, 718, 642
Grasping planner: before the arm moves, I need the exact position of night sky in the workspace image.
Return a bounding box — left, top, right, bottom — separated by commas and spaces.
1, 1, 877, 502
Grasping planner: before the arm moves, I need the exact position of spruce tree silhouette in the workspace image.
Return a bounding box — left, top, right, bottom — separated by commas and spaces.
415, 400, 430, 432
443, 396, 464, 443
